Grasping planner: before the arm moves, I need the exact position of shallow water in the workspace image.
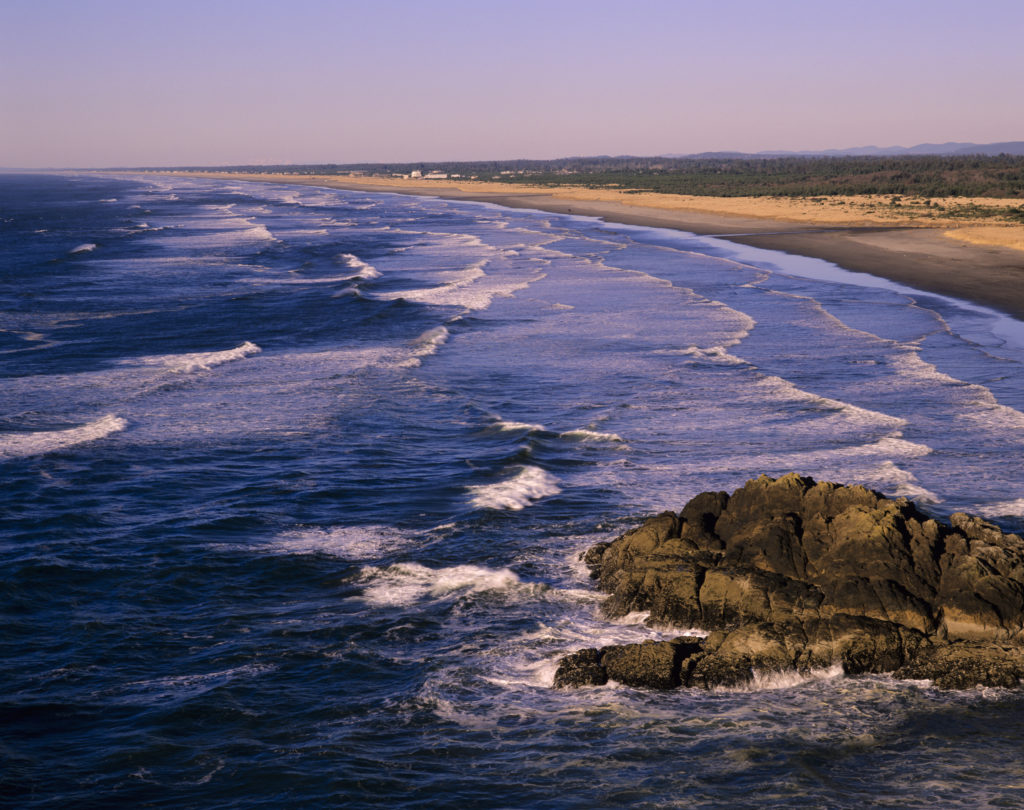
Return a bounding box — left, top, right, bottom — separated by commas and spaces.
3, 173, 1024, 807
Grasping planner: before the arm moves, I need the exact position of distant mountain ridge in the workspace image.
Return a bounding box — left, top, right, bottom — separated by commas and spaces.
667, 141, 1024, 159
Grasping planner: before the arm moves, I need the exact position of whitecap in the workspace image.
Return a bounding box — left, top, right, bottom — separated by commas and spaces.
866, 460, 942, 503
560, 428, 624, 443
339, 252, 381, 279
358, 562, 544, 607
752, 374, 907, 432
69, 243, 97, 254
468, 466, 561, 510
891, 350, 1024, 431
372, 257, 541, 312
242, 224, 276, 241
374, 261, 487, 305
400, 326, 450, 368
491, 418, 546, 433
710, 663, 846, 693
0, 414, 127, 459
977, 499, 1024, 519
270, 525, 415, 559
129, 341, 261, 373
656, 345, 746, 364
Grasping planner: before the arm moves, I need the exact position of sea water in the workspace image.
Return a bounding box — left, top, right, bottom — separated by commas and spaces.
3, 173, 1024, 808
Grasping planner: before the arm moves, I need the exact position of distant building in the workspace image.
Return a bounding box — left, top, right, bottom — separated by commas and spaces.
423, 172, 448, 180
410, 170, 422, 179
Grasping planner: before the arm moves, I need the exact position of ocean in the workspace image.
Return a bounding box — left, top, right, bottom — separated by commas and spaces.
3, 172, 1024, 808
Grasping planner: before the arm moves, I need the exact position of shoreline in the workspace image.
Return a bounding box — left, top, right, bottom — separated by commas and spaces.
156, 171, 1024, 321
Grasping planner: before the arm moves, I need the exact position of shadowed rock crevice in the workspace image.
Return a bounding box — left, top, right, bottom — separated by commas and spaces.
557, 474, 1024, 690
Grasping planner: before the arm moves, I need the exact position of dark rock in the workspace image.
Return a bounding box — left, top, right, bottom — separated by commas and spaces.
601, 638, 697, 689
894, 643, 1024, 688
581, 542, 609, 578
553, 648, 607, 688
560, 474, 1024, 690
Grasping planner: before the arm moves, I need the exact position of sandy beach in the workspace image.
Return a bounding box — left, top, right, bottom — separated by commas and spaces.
177, 171, 1024, 320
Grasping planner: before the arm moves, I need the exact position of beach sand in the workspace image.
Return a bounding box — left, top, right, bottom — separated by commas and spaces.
176, 172, 1024, 319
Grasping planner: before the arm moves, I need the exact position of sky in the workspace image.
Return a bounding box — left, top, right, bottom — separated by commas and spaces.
2, 0, 1022, 168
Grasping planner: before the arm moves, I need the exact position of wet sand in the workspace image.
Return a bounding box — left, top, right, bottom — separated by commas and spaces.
177, 172, 1024, 320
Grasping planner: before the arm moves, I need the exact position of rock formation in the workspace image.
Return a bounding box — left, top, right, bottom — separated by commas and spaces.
556, 474, 1024, 690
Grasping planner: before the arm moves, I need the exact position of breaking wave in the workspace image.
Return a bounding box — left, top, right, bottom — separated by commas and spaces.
560, 428, 624, 443
491, 418, 546, 433
468, 466, 561, 510
339, 253, 381, 279
269, 525, 417, 559
0, 414, 127, 459
400, 326, 451, 368
130, 341, 261, 373
358, 562, 544, 607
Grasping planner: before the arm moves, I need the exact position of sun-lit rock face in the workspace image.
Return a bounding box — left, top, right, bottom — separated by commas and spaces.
556, 474, 1024, 690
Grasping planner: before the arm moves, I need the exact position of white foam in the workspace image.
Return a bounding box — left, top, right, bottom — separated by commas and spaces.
146, 222, 277, 250
70, 243, 97, 254
375, 261, 487, 305
977, 499, 1024, 519
359, 562, 544, 607
468, 466, 561, 510
0, 414, 127, 459
339, 253, 381, 279
492, 418, 546, 433
832, 436, 933, 459
400, 326, 450, 368
271, 525, 415, 559
560, 429, 624, 443
867, 460, 941, 503
712, 437, 933, 485
892, 350, 1024, 431
657, 345, 746, 364
130, 341, 261, 373
753, 374, 907, 431
243, 224, 275, 241
712, 663, 846, 693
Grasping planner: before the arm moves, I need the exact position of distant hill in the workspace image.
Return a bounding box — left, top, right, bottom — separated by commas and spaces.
667, 141, 1024, 159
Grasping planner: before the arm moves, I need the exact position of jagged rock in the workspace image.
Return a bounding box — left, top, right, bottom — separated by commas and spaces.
553, 648, 607, 688
894, 643, 1024, 688
553, 638, 705, 689
557, 474, 1024, 690
603, 638, 703, 689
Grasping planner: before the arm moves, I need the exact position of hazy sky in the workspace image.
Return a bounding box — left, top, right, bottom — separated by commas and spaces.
2, 0, 1022, 167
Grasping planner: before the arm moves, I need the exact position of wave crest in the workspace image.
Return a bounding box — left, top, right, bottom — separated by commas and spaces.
132, 341, 261, 373
359, 562, 542, 606
0, 414, 127, 459
339, 253, 381, 279
468, 466, 561, 510
560, 428, 624, 443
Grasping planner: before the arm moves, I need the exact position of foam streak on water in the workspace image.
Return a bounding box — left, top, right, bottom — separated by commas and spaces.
3, 172, 1024, 809
0, 413, 127, 458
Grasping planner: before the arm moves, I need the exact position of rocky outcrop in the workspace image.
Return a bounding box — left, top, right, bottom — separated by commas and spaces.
556, 474, 1024, 690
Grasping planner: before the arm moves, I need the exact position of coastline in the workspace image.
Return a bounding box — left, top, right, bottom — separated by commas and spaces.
163, 171, 1024, 320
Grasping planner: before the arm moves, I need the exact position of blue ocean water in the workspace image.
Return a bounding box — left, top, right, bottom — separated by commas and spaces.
3, 172, 1024, 808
